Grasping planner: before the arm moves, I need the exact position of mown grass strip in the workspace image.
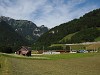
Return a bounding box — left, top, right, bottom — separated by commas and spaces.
0, 53, 50, 60
0, 52, 99, 61
42, 53, 99, 60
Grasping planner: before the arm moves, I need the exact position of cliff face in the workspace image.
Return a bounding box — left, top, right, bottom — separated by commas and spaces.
0, 16, 48, 43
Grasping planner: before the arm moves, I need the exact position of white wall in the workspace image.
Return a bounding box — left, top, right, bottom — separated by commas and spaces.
43, 51, 60, 54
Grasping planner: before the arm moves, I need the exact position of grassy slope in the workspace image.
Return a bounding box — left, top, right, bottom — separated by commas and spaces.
60, 27, 100, 43
95, 37, 100, 41
95, 28, 100, 41
0, 53, 100, 75
59, 32, 77, 43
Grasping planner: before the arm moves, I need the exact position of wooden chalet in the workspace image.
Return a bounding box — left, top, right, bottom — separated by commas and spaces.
16, 46, 31, 56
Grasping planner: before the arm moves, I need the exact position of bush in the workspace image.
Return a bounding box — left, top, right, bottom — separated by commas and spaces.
0, 46, 13, 53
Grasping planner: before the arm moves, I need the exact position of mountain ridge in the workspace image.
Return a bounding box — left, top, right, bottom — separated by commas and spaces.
0, 21, 28, 52
35, 8, 100, 49
0, 16, 48, 43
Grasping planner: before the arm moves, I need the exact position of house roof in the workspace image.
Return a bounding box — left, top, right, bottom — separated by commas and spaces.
21, 46, 31, 51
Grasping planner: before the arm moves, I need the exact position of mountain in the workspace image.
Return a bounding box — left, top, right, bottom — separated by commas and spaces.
0, 16, 48, 43
0, 21, 28, 52
36, 8, 100, 49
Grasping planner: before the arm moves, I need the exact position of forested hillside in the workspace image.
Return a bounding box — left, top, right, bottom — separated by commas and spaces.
0, 16, 48, 43
35, 8, 100, 49
59, 28, 100, 43
0, 21, 28, 53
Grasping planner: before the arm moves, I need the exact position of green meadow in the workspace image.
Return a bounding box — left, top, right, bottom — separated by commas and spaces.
0, 53, 100, 75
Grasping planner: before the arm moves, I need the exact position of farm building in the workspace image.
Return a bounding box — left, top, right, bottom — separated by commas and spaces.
16, 46, 31, 56
66, 42, 100, 53
50, 42, 100, 53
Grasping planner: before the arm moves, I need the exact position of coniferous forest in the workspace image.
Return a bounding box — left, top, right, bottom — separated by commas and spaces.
35, 8, 100, 50
0, 21, 28, 53
0, 8, 100, 52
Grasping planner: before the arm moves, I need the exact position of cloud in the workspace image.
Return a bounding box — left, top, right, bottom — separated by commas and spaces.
0, 0, 100, 28
0, 0, 47, 19
33, 0, 99, 28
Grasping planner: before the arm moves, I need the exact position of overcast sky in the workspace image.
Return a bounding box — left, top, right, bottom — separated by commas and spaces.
0, 0, 100, 28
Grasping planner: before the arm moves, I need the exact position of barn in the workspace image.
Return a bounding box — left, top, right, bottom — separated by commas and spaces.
16, 46, 31, 56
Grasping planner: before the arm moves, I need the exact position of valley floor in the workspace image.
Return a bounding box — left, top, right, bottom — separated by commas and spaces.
0, 53, 100, 75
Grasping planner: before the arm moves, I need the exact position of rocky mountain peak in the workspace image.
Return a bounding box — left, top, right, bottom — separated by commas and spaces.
0, 16, 48, 43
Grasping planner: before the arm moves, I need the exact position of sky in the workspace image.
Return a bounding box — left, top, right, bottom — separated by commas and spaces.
0, 0, 100, 28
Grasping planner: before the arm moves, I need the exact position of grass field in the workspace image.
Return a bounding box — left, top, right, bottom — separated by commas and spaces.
0, 53, 100, 75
